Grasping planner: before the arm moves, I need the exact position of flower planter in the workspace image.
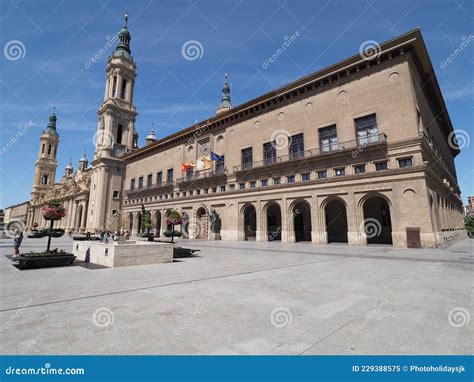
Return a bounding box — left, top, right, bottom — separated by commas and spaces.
17, 253, 76, 270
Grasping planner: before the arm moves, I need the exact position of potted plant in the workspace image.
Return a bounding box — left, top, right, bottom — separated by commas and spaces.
165, 210, 183, 243
19, 200, 75, 269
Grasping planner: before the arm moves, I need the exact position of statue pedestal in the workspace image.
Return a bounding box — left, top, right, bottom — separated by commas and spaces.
210, 232, 221, 240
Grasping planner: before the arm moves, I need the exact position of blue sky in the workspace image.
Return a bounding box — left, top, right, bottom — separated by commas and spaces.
0, 0, 472, 208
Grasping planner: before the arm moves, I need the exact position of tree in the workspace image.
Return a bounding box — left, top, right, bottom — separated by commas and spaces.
166, 210, 182, 243
465, 215, 474, 237
140, 204, 153, 237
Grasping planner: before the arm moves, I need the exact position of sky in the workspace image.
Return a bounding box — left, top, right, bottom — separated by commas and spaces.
0, 0, 472, 208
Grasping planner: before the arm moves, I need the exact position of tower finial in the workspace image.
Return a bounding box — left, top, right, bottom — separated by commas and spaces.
216, 73, 232, 115
53, 105, 56, 114
124, 12, 128, 27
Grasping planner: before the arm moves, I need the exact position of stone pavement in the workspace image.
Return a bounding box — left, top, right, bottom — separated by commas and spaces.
0, 235, 472, 355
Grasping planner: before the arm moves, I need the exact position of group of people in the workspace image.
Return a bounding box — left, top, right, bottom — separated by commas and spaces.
96, 229, 130, 243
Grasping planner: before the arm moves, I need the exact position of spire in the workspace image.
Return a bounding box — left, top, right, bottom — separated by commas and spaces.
64, 157, 73, 176
78, 149, 88, 171
43, 106, 58, 135
114, 13, 132, 59
216, 73, 232, 115
146, 123, 157, 145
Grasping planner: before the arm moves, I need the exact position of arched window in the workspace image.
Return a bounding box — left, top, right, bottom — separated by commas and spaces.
120, 79, 127, 99
117, 124, 123, 144
112, 75, 117, 97
42, 175, 48, 185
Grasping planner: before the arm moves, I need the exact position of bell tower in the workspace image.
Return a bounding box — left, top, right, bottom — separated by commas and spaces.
31, 108, 59, 199
87, 14, 138, 231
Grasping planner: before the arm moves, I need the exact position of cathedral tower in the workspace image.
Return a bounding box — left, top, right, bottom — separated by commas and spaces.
87, 14, 138, 230
31, 109, 59, 199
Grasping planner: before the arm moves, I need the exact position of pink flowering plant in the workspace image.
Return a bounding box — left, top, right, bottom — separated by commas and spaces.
165, 210, 182, 243
42, 200, 66, 221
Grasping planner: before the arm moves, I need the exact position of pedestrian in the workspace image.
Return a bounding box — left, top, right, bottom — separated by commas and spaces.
125, 230, 130, 240
13, 230, 23, 257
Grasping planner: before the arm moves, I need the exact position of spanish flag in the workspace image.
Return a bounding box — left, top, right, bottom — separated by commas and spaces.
181, 163, 194, 172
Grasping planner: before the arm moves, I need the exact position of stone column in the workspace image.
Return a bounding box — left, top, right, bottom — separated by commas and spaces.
255, 200, 263, 242
281, 198, 289, 243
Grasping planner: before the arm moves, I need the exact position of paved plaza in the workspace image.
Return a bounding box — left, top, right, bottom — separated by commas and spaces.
0, 236, 472, 355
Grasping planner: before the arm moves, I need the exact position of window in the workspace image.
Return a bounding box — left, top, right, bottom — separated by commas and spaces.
318, 170, 327, 179
157, 171, 162, 186
197, 189, 201, 195
355, 114, 378, 145
113, 191, 120, 198
117, 124, 123, 144
273, 177, 281, 185
239, 183, 245, 190
229, 184, 235, 191
216, 156, 225, 175
335, 168, 345, 176
220, 186, 226, 192
120, 79, 127, 99
261, 179, 269, 187
287, 175, 295, 183
212, 187, 217, 193
138, 176, 144, 189
319, 125, 338, 153
167, 168, 173, 182
112, 210, 118, 216
398, 158, 413, 168
112, 75, 117, 97
289, 133, 304, 159
41, 144, 45, 154
204, 189, 209, 194
250, 181, 256, 188
263, 141, 276, 165
41, 175, 48, 185
301, 173, 310, 181
147, 174, 153, 187
48, 145, 52, 155
375, 161, 388, 171
241, 147, 253, 169
130, 178, 135, 190
354, 165, 365, 174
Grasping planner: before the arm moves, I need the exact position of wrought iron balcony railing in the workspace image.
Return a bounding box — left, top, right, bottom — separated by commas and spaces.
233, 133, 387, 172
125, 181, 174, 197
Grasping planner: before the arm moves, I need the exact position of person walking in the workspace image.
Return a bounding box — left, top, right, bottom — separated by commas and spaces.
13, 230, 23, 257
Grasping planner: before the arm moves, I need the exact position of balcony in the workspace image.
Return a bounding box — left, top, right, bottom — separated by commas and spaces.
233, 133, 387, 173
125, 181, 174, 198
176, 169, 227, 188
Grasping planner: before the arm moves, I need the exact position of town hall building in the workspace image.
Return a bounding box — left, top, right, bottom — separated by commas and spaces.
26, 18, 465, 248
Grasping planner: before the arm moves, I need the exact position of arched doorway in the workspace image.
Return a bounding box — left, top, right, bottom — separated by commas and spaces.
325, 199, 348, 243
266, 202, 281, 241
195, 207, 208, 240
155, 211, 162, 236
243, 204, 257, 241
293, 200, 312, 242
363, 196, 392, 244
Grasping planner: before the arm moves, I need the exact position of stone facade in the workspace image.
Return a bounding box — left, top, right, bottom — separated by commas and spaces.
26, 25, 464, 248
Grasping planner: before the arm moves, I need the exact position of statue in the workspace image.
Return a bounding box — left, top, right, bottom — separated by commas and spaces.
208, 209, 221, 239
